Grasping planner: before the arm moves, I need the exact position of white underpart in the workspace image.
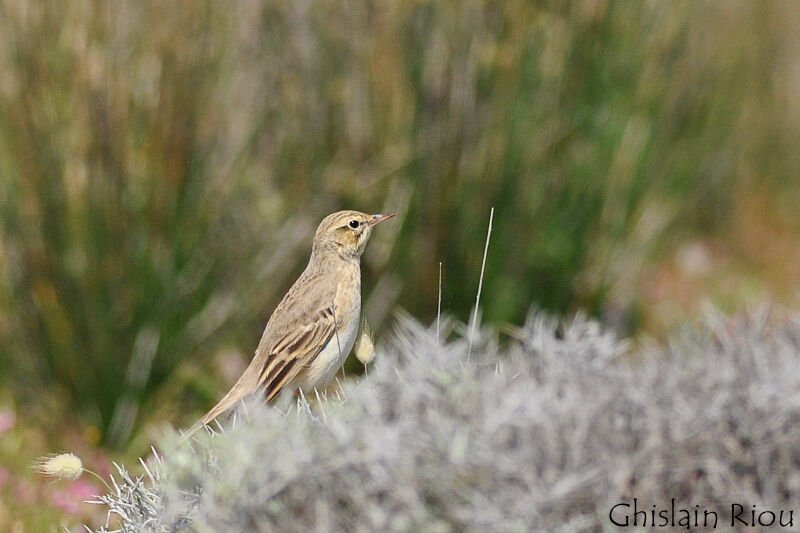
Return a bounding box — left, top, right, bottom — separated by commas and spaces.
296, 300, 360, 391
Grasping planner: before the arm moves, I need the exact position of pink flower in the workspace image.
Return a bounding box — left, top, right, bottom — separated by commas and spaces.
0, 411, 15, 433
15, 479, 36, 504
49, 478, 99, 516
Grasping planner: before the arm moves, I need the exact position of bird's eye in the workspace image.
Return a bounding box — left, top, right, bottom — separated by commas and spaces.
349, 220, 360, 229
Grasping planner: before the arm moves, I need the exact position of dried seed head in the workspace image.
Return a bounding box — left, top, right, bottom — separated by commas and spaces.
33, 453, 84, 481
355, 320, 375, 365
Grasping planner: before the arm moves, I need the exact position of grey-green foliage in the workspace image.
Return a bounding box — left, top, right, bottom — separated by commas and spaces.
89, 308, 800, 532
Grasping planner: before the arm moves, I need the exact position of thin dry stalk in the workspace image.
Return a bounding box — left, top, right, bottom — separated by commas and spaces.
437, 261, 442, 343
468, 207, 494, 359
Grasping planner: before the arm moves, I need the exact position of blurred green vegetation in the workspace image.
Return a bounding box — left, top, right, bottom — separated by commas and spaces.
1, 0, 799, 448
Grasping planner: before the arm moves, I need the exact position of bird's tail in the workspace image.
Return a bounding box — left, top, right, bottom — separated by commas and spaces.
177, 377, 255, 446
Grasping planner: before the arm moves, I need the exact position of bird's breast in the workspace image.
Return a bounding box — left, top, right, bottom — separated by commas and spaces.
294, 267, 361, 392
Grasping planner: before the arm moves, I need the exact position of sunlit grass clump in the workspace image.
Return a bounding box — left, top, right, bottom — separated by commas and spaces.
88, 308, 800, 532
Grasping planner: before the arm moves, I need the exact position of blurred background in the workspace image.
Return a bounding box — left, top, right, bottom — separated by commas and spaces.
1, 0, 799, 529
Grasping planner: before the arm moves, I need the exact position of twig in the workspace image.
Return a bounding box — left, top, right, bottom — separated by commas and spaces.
437, 261, 442, 343
468, 207, 494, 360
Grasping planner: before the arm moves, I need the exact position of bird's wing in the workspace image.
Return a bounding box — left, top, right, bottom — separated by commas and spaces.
179, 275, 338, 442
258, 306, 337, 401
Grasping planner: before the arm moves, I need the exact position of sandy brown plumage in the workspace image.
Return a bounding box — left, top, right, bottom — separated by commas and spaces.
180, 210, 394, 441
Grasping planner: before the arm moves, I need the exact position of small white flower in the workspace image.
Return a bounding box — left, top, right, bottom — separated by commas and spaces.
33, 453, 84, 481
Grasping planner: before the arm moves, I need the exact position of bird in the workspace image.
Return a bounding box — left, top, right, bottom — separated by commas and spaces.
180, 210, 394, 441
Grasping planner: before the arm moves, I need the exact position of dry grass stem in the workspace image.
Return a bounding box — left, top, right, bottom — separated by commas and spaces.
468, 207, 494, 359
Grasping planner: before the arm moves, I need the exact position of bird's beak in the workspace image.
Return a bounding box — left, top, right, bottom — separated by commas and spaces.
368, 213, 395, 227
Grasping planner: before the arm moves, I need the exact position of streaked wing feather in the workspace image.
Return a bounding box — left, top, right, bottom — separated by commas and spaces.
260, 306, 336, 400
179, 266, 338, 443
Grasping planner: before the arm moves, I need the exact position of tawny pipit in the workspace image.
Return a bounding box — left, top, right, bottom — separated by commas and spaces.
183, 210, 394, 438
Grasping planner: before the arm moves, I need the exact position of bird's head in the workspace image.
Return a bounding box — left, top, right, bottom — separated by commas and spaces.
312, 210, 395, 259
